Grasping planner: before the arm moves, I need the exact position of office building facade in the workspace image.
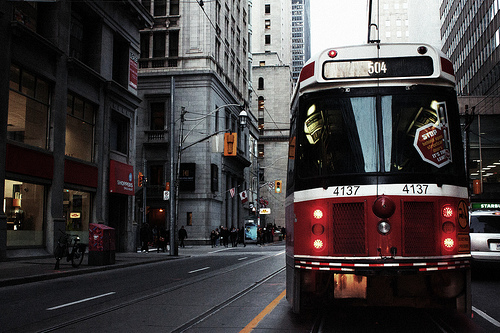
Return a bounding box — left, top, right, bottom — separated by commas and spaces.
137, 0, 252, 243
0, 1, 152, 259
441, 0, 500, 201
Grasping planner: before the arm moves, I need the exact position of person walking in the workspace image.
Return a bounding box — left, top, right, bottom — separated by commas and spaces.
140, 222, 150, 253
179, 225, 188, 248
210, 229, 218, 248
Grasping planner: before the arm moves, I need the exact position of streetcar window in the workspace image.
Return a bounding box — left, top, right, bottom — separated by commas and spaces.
295, 87, 464, 181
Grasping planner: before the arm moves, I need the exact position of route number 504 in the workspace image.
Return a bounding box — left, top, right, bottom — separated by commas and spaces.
368, 61, 387, 75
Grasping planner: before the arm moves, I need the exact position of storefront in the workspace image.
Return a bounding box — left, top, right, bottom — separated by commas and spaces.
108, 160, 135, 251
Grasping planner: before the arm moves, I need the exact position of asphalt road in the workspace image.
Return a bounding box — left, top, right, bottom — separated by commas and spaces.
2, 245, 500, 332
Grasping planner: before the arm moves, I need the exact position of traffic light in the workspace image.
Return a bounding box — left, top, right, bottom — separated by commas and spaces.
275, 180, 282, 193
224, 132, 237, 156
138, 172, 144, 187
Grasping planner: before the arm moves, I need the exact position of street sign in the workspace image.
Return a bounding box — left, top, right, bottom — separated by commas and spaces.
163, 191, 170, 201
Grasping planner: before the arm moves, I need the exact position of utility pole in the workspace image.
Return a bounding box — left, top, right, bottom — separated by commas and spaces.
169, 77, 177, 255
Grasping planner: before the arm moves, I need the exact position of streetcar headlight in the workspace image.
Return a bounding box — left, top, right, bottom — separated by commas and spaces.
377, 221, 391, 235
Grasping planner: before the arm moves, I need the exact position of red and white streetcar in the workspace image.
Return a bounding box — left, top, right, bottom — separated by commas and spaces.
286, 43, 471, 314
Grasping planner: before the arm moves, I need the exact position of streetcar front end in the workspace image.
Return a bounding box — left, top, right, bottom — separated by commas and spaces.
286, 43, 471, 315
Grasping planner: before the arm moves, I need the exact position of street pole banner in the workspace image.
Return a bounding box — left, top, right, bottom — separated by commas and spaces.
230, 188, 235, 198
239, 190, 248, 203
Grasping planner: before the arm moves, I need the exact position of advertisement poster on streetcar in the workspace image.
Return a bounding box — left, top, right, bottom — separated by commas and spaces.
413, 102, 452, 168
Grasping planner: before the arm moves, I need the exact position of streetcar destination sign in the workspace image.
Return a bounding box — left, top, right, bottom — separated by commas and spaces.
323, 56, 434, 79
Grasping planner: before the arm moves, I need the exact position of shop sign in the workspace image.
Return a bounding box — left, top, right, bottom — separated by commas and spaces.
129, 52, 138, 90
472, 203, 500, 209
70, 212, 81, 219
260, 208, 271, 214
109, 160, 134, 195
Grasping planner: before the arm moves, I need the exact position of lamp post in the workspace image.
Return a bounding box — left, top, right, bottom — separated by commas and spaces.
171, 103, 245, 254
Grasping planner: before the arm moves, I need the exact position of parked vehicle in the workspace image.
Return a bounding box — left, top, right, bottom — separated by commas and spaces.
470, 210, 500, 263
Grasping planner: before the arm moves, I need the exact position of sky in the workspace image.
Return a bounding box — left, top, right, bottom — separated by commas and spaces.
310, 0, 369, 56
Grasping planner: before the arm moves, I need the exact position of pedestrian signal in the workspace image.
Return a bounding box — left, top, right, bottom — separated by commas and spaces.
224, 132, 237, 156
275, 180, 282, 193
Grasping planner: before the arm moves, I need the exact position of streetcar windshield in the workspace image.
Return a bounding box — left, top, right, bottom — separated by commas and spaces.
296, 87, 464, 181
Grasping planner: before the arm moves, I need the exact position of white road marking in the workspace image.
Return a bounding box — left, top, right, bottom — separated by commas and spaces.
473, 306, 500, 327
238, 257, 248, 261
188, 267, 210, 274
46, 292, 116, 311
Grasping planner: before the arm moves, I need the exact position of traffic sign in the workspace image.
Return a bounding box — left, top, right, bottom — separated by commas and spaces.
413, 123, 451, 168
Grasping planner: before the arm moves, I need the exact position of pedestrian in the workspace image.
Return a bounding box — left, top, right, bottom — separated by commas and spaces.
158, 227, 167, 252
230, 226, 238, 247
210, 229, 218, 248
222, 227, 229, 247
179, 225, 188, 248
140, 222, 150, 253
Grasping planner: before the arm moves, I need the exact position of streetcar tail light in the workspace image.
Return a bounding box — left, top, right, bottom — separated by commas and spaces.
442, 205, 454, 218
313, 209, 324, 219
313, 239, 324, 250
442, 221, 455, 234
312, 223, 325, 235
443, 237, 455, 251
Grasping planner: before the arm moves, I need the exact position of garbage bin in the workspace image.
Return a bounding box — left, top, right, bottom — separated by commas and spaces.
88, 223, 116, 265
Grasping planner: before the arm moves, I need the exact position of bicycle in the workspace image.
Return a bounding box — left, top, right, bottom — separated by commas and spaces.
54, 230, 87, 269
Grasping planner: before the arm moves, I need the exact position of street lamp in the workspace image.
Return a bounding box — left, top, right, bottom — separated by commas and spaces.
238, 110, 248, 128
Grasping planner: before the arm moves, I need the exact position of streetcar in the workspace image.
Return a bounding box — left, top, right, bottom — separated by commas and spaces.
286, 43, 471, 314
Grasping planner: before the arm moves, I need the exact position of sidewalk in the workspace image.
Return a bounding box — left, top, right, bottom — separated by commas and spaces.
0, 247, 200, 288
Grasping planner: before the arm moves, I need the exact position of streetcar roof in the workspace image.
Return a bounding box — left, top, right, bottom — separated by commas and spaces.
295, 43, 456, 97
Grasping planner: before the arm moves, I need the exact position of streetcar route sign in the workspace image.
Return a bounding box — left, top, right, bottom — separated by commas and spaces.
413, 103, 452, 168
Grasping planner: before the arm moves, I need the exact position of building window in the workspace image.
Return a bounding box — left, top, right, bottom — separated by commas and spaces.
258, 96, 264, 130
258, 143, 264, 158
265, 19, 271, 29
154, 0, 166, 16
66, 93, 95, 162
258, 77, 264, 90
63, 189, 91, 239
150, 102, 165, 130
265, 4, 270, 14
265, 34, 271, 45
149, 164, 164, 186
211, 164, 219, 192
169, 30, 179, 57
8, 64, 50, 150
5, 180, 45, 247
187, 212, 192, 226
153, 32, 166, 58
140, 33, 150, 59
170, 0, 179, 15
69, 7, 100, 71
259, 61, 265, 66
113, 33, 129, 87
110, 112, 129, 154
